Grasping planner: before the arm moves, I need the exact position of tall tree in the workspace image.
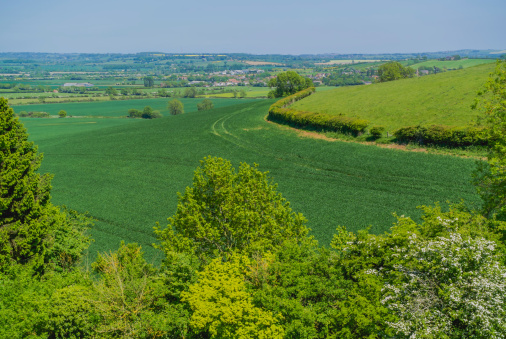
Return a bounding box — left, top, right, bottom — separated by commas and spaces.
377, 61, 415, 82
472, 60, 506, 220
155, 156, 310, 262
168, 99, 184, 115
143, 76, 154, 88
0, 98, 63, 271
268, 71, 313, 98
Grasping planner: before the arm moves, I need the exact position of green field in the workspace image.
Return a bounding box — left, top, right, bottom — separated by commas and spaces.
291, 63, 496, 132
404, 58, 496, 69
22, 99, 481, 263
12, 97, 259, 117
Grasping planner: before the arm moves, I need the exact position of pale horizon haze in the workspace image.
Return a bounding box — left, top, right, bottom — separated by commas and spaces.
1, 0, 505, 55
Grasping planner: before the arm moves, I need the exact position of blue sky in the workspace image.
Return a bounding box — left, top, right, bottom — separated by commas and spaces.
1, 0, 504, 54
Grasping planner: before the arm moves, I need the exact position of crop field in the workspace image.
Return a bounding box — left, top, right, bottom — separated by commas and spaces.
22, 99, 481, 263
404, 58, 496, 69
315, 60, 383, 65
291, 63, 495, 132
12, 97, 259, 117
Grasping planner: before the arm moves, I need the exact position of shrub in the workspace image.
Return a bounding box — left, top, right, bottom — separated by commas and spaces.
197, 99, 214, 111
267, 87, 369, 136
128, 109, 142, 118
370, 126, 385, 138
168, 99, 184, 115
393, 125, 489, 147
58, 110, 67, 118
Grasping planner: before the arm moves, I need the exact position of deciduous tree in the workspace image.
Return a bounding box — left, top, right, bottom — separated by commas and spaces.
197, 99, 214, 111
155, 156, 310, 262
472, 60, 506, 220
268, 71, 313, 98
168, 99, 184, 115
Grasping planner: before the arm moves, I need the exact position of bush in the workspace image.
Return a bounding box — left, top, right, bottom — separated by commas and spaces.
58, 110, 67, 118
267, 87, 369, 136
128, 109, 142, 118
393, 125, 489, 147
197, 99, 214, 111
369, 126, 385, 138
168, 99, 184, 115
26, 111, 50, 118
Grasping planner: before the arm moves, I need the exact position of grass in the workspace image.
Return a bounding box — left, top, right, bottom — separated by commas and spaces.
403, 58, 496, 69
23, 99, 481, 264
291, 63, 495, 133
12, 97, 259, 117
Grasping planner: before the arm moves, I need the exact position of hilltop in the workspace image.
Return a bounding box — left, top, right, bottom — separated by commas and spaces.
292, 63, 496, 133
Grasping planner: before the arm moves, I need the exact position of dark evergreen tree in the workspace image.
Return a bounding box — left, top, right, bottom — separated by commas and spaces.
0, 98, 70, 272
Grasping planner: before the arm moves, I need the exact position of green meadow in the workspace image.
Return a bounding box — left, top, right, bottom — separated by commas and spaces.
291, 63, 495, 133
13, 97, 259, 117
23, 99, 481, 263
405, 58, 496, 69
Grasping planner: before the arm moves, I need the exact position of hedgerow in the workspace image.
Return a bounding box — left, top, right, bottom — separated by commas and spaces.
267, 87, 370, 136
393, 125, 489, 147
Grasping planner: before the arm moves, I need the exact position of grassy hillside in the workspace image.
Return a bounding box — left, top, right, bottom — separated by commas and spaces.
403, 58, 496, 69
12, 97, 259, 117
291, 63, 495, 133
23, 100, 480, 262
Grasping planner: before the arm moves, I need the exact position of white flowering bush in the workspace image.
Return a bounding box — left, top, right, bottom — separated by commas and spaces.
383, 232, 506, 338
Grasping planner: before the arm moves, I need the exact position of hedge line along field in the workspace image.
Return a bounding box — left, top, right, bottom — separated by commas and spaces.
23, 99, 481, 263
13, 97, 260, 117
291, 63, 495, 133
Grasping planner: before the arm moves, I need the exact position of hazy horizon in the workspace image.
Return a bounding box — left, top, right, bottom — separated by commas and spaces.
2, 0, 505, 55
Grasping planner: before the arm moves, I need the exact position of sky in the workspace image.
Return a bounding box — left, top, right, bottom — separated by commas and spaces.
1, 0, 505, 55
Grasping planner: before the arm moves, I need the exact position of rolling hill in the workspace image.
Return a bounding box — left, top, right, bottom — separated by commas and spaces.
291, 63, 496, 133
22, 100, 481, 262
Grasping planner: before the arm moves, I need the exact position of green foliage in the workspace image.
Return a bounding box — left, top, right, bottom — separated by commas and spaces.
128, 108, 142, 118
141, 105, 162, 119
0, 97, 60, 271
268, 87, 370, 136
105, 86, 118, 96
268, 70, 314, 98
168, 99, 184, 115
183, 87, 197, 98
330, 203, 506, 337
182, 256, 285, 338
0, 266, 98, 338
155, 156, 310, 262
369, 125, 385, 138
58, 109, 67, 118
472, 60, 506, 219
393, 124, 489, 147
248, 242, 350, 338
378, 61, 415, 82
197, 98, 214, 111
143, 76, 154, 88
92, 242, 170, 338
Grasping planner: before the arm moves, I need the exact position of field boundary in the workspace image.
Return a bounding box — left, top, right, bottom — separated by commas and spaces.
267, 87, 369, 136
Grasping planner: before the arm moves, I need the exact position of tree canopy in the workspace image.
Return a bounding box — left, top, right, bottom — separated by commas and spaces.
168, 99, 184, 115
377, 61, 415, 82
197, 99, 214, 111
0, 98, 89, 273
473, 60, 506, 220
268, 71, 314, 98
155, 156, 310, 262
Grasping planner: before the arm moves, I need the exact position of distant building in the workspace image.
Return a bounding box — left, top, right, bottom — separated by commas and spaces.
63, 82, 94, 87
